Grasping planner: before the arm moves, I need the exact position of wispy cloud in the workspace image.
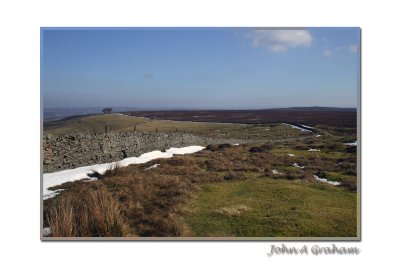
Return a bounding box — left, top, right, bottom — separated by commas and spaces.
247, 29, 313, 52
324, 44, 358, 57
349, 44, 358, 53
323, 48, 333, 57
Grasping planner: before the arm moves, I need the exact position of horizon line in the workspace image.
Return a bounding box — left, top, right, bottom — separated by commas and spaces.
44, 105, 357, 110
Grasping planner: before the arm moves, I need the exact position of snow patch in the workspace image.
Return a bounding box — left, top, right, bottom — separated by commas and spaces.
344, 141, 357, 146
301, 124, 314, 129
115, 113, 129, 117
315, 135, 321, 137
43, 189, 66, 200
282, 123, 312, 132
43, 146, 205, 199
272, 170, 282, 175
308, 149, 320, 152
43, 227, 51, 237
288, 153, 295, 157
313, 175, 341, 186
293, 163, 305, 169
145, 164, 160, 170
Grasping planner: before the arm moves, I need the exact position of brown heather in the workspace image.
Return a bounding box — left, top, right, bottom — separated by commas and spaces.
44, 141, 357, 237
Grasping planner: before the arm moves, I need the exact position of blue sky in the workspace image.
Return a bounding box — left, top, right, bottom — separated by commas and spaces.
41, 28, 360, 109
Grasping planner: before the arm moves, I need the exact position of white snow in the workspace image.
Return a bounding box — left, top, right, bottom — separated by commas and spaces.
301, 124, 314, 129
43, 189, 65, 200
288, 153, 295, 157
282, 123, 312, 132
293, 163, 305, 169
272, 170, 282, 175
313, 175, 341, 186
308, 149, 320, 152
166, 146, 204, 154
145, 164, 160, 170
315, 135, 321, 137
43, 227, 51, 237
43, 146, 205, 200
344, 141, 357, 146
233, 143, 240, 146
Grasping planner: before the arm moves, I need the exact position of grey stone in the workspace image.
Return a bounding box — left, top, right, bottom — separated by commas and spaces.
42, 131, 243, 173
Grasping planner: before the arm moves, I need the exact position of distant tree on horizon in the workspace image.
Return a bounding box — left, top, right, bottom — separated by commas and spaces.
102, 108, 112, 114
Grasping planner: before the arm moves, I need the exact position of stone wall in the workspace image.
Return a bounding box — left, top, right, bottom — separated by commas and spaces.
43, 131, 237, 173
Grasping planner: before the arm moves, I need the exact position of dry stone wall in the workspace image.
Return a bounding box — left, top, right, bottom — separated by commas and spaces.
43, 131, 236, 173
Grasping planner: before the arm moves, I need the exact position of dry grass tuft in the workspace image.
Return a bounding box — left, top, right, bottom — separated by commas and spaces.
249, 144, 272, 153
46, 185, 129, 237
224, 171, 246, 181
46, 195, 74, 237
214, 205, 250, 217
100, 163, 125, 178
44, 133, 357, 237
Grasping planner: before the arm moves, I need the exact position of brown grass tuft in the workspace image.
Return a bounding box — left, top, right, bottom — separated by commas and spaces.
100, 163, 125, 178
224, 170, 246, 181
214, 205, 250, 217
46, 185, 129, 237
46, 195, 75, 237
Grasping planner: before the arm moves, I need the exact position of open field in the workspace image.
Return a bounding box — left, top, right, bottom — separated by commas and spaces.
43, 125, 358, 237
43, 113, 313, 141
185, 177, 356, 237
122, 107, 357, 127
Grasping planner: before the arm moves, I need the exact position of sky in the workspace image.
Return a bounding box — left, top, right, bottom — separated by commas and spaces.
41, 28, 360, 109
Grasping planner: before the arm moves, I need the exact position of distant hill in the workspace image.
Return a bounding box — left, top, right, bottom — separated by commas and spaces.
122, 107, 357, 127
275, 107, 357, 112
44, 106, 357, 127
43, 107, 139, 122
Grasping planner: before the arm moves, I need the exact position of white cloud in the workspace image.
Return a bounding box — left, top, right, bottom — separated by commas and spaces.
248, 29, 312, 52
349, 45, 358, 53
323, 48, 333, 57
324, 45, 358, 57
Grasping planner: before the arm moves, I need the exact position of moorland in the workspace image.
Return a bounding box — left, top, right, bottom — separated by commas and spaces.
42, 107, 358, 239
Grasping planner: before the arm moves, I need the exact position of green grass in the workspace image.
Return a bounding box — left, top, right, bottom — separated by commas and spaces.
44, 116, 358, 238
44, 114, 310, 140
321, 171, 357, 191
322, 172, 356, 183
276, 165, 299, 172
44, 114, 147, 135
184, 177, 357, 237
271, 147, 350, 159
44, 143, 358, 237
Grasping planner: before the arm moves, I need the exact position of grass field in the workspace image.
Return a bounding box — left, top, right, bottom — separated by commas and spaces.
43, 137, 358, 238
184, 177, 357, 237
43, 113, 312, 141
43, 111, 358, 238
44, 114, 149, 135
